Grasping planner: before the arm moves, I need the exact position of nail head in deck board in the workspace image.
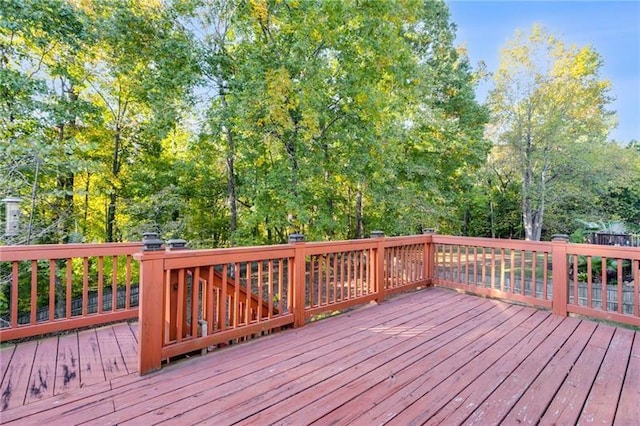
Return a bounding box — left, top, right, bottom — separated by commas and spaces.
54, 332, 80, 396
578, 327, 635, 425
0, 340, 37, 411
77, 328, 106, 387
540, 324, 616, 424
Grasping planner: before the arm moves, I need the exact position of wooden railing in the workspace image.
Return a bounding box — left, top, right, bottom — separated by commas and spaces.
432, 236, 553, 310
431, 235, 640, 328
0, 243, 141, 341
2, 233, 638, 375
135, 233, 433, 373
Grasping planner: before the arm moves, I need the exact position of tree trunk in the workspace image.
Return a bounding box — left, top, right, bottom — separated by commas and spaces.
355, 188, 363, 239
522, 127, 535, 240
106, 129, 121, 242
220, 91, 237, 242
54, 81, 78, 243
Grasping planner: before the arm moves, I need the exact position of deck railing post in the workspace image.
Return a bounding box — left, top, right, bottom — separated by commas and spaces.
289, 234, 306, 328
551, 234, 570, 317
371, 231, 386, 303
423, 228, 436, 284
136, 233, 165, 375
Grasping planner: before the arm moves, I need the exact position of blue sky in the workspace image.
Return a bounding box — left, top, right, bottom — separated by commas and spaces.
447, 1, 640, 143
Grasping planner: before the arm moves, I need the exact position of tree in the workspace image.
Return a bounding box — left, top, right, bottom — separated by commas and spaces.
488, 24, 615, 240
0, 0, 92, 244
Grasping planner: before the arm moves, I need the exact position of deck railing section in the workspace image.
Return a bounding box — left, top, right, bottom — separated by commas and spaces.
383, 235, 431, 295
565, 243, 640, 325
0, 243, 140, 341
302, 240, 379, 320
147, 245, 296, 362
136, 234, 432, 373
3, 233, 638, 375
432, 236, 553, 310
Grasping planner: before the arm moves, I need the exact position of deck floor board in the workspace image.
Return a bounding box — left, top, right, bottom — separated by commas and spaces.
76, 328, 105, 387
54, 332, 80, 396
0, 340, 37, 411
579, 327, 635, 425
0, 344, 15, 386
24, 335, 58, 405
498, 319, 598, 425
1, 288, 638, 425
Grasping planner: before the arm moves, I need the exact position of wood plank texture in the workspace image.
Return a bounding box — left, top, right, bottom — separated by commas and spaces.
0, 340, 37, 411
0, 290, 638, 426
24, 336, 58, 405
54, 333, 80, 396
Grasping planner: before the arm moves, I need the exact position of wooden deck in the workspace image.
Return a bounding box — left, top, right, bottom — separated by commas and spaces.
1, 287, 638, 425
1, 322, 139, 412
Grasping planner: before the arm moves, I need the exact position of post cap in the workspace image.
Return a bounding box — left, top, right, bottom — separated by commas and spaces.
370, 230, 385, 238
166, 238, 188, 250
288, 233, 305, 243
1, 197, 21, 204
142, 232, 164, 251
551, 234, 569, 242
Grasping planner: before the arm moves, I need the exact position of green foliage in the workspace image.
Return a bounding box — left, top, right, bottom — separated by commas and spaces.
487, 24, 615, 241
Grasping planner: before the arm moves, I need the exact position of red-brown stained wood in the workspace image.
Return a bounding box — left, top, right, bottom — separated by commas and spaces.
1, 288, 638, 425
129, 321, 139, 343
500, 319, 598, 425
83, 297, 438, 423
35, 399, 115, 424
95, 325, 126, 381
368, 309, 549, 425
76, 328, 105, 387
441, 315, 577, 426
540, 323, 616, 424
30, 261, 37, 325
24, 336, 58, 405
0, 344, 16, 384
112, 322, 138, 375
0, 340, 37, 411
317, 305, 536, 425
578, 327, 635, 425
126, 293, 479, 425
22, 296, 421, 423
615, 331, 640, 425
48, 260, 55, 323
252, 300, 501, 425
53, 332, 80, 396
10, 262, 18, 328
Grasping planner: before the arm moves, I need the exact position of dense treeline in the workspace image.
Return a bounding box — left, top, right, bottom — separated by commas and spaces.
1, 0, 638, 247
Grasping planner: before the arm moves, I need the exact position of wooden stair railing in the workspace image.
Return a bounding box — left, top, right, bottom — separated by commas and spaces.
167, 267, 277, 341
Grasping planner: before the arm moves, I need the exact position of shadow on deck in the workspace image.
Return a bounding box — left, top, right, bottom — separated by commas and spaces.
1, 287, 639, 425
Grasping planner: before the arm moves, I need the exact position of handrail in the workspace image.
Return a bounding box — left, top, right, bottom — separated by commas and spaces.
0, 242, 142, 341
2, 233, 638, 376
135, 234, 433, 373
